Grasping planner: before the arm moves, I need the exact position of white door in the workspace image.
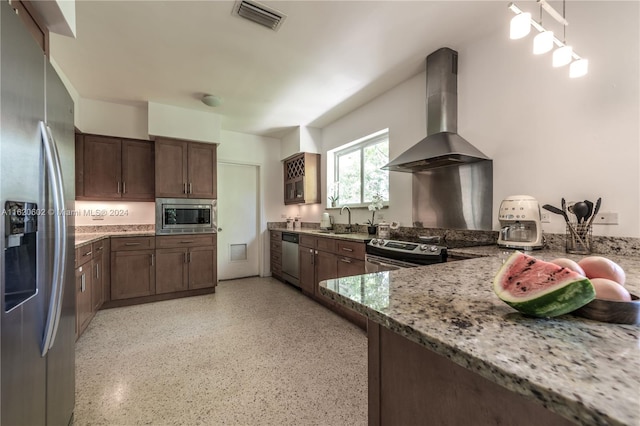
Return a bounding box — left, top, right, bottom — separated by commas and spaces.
217, 162, 260, 280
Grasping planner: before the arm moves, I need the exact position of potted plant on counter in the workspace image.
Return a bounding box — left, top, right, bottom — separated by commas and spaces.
367, 194, 384, 235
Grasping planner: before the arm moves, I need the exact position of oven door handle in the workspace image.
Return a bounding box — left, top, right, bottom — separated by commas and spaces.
368, 259, 398, 269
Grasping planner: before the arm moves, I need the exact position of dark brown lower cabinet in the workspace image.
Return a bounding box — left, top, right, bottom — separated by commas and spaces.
368, 321, 575, 426
75, 264, 92, 339
298, 245, 315, 294
155, 234, 217, 293
155, 248, 189, 294
110, 250, 156, 300
188, 245, 217, 290
294, 235, 366, 329
315, 249, 338, 307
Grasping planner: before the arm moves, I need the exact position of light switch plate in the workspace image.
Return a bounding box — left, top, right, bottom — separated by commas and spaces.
592, 212, 619, 225
541, 213, 550, 223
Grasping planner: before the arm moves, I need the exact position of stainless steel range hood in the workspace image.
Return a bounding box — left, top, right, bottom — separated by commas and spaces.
384, 48, 490, 172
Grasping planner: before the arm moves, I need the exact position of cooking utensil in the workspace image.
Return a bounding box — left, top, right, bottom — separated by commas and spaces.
573, 202, 589, 224
542, 204, 570, 223
543, 204, 589, 248
561, 198, 567, 217
584, 200, 594, 223
586, 197, 602, 228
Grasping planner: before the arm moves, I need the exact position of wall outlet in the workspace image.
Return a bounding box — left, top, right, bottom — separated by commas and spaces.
281, 214, 287, 219
540, 212, 550, 223
592, 212, 619, 225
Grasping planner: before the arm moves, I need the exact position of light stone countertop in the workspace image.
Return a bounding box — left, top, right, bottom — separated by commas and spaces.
270, 227, 372, 242
75, 231, 156, 248
319, 250, 640, 426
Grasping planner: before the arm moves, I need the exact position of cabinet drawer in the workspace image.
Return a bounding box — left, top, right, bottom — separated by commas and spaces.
299, 234, 316, 248
270, 240, 282, 254
335, 240, 365, 260
111, 236, 155, 251
76, 244, 93, 267
316, 237, 336, 252
156, 234, 215, 249
270, 231, 282, 241
92, 239, 107, 259
271, 250, 282, 265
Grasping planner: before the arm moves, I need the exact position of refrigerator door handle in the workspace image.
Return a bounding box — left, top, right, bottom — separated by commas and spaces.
40, 122, 68, 357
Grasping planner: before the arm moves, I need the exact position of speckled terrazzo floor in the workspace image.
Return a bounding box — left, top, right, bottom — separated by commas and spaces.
73, 277, 367, 425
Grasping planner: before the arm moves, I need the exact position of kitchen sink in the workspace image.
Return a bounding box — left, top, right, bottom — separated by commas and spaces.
316, 230, 351, 235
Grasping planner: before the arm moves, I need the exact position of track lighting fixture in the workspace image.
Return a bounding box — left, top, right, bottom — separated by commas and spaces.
508, 0, 588, 78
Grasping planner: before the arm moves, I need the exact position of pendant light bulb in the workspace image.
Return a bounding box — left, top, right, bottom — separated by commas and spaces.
552, 45, 573, 67
510, 12, 531, 39
569, 59, 589, 78
533, 31, 554, 54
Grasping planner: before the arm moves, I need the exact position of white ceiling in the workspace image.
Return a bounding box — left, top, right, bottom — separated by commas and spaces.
50, 0, 506, 138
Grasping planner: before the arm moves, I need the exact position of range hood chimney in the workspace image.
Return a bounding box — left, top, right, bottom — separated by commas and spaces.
383, 48, 490, 172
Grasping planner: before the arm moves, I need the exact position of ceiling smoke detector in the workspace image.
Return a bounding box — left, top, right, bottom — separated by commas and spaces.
232, 0, 286, 31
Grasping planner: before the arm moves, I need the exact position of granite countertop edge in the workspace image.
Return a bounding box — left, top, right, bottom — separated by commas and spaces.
270, 227, 372, 242
74, 231, 156, 248
319, 250, 640, 426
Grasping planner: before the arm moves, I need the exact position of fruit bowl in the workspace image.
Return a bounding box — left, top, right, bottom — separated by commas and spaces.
573, 293, 640, 325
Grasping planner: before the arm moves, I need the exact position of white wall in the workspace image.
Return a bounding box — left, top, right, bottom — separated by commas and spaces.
148, 102, 221, 143
78, 98, 148, 140
319, 1, 640, 238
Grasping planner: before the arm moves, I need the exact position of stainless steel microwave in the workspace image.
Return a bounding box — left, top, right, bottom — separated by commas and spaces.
155, 198, 217, 235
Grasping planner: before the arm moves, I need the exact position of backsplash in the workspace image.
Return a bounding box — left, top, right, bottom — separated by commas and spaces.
73, 201, 155, 226
267, 222, 640, 257
75, 224, 154, 233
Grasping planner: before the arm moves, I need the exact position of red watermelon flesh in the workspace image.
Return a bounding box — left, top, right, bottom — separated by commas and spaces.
494, 252, 595, 318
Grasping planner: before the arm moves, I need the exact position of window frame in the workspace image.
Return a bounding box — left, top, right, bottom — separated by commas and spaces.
330, 129, 389, 208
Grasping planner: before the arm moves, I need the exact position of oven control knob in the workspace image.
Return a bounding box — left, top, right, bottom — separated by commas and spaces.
371, 239, 378, 245
377, 239, 385, 245
429, 245, 439, 252
420, 244, 429, 251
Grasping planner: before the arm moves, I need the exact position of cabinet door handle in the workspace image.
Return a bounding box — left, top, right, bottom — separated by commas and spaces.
184, 252, 187, 263
123, 181, 126, 194
180, 240, 194, 244
96, 247, 103, 252
84, 251, 92, 257
95, 263, 99, 279
125, 242, 141, 246
187, 252, 191, 263
341, 247, 354, 252
183, 182, 187, 194
117, 181, 121, 194
150, 254, 155, 266
189, 183, 193, 194
81, 273, 86, 292
340, 258, 352, 264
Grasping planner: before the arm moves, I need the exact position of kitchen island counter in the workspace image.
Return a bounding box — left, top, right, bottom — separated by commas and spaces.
319, 252, 640, 426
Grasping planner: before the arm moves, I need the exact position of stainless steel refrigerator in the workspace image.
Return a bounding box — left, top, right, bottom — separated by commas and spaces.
1, 2, 76, 425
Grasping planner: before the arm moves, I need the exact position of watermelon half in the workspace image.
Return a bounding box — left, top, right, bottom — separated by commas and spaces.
493, 252, 596, 318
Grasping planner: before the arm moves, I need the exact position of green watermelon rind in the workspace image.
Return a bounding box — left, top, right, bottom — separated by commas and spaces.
494, 252, 596, 318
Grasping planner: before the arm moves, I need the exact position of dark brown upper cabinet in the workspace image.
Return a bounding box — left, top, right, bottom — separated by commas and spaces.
76, 134, 155, 201
155, 137, 217, 199
283, 152, 320, 205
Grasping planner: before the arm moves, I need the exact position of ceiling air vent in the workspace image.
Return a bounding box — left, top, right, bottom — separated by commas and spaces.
233, 0, 286, 31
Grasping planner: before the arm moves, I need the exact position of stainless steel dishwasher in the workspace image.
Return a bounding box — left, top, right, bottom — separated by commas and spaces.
281, 232, 299, 286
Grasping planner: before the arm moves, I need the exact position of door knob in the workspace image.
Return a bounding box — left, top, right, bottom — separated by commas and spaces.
217, 227, 222, 232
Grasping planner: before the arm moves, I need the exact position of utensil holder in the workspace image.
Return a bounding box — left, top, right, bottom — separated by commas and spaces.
566, 223, 592, 255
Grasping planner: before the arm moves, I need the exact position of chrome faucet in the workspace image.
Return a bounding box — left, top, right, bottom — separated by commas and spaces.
340, 205, 352, 233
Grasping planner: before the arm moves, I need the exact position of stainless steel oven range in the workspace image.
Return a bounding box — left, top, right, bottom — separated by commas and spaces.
365, 238, 448, 273
155, 198, 217, 235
